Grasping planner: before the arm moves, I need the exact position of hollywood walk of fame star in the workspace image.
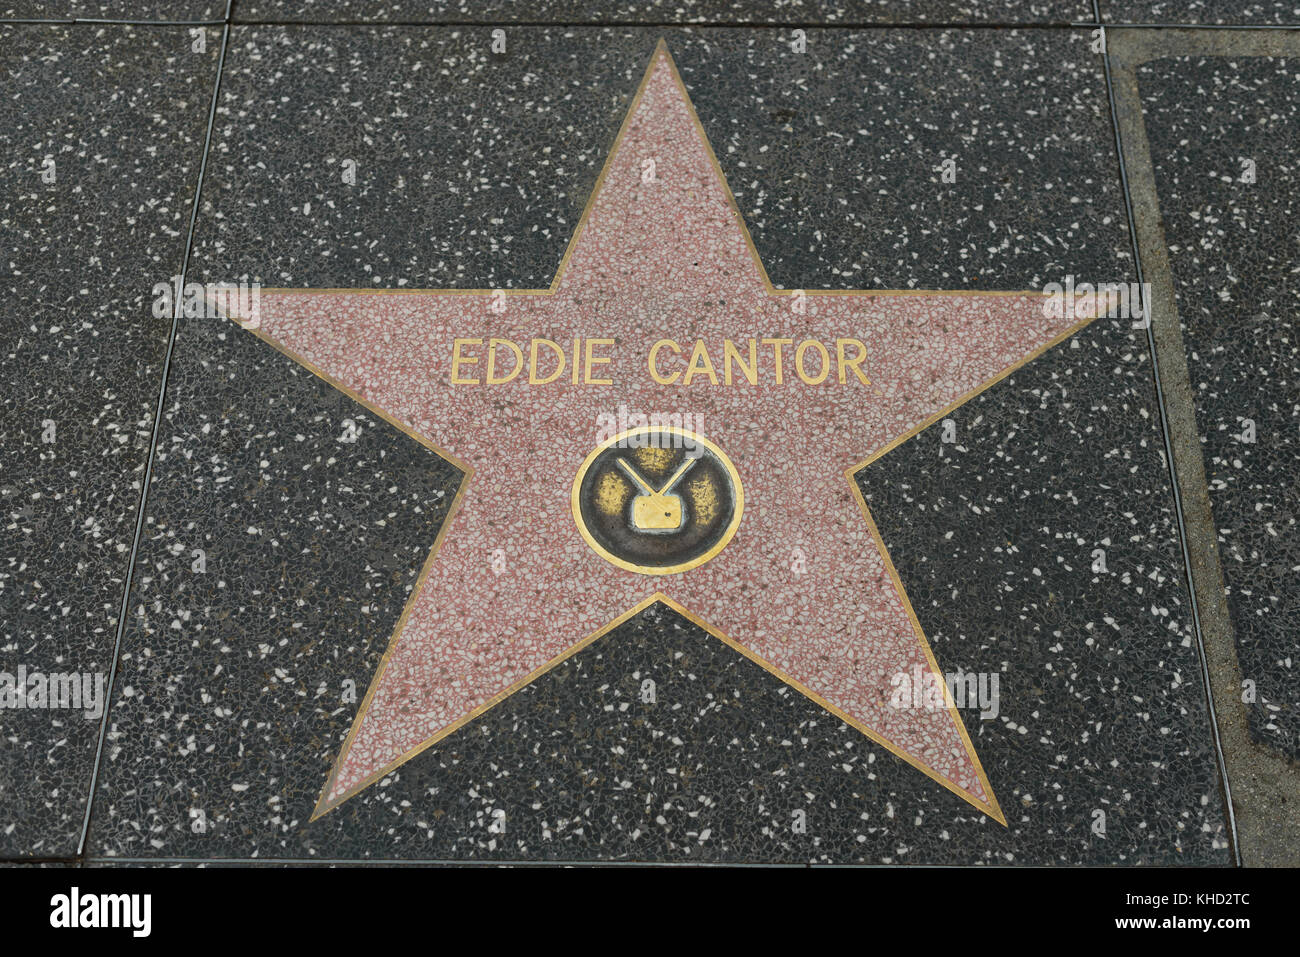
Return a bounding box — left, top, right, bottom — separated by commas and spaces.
228, 41, 1097, 823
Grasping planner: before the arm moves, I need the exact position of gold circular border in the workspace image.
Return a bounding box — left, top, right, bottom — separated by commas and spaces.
571, 426, 744, 576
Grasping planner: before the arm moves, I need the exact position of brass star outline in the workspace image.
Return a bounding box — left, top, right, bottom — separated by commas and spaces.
227, 40, 1102, 826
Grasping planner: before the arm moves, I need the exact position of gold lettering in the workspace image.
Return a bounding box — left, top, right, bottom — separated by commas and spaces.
683, 341, 719, 386
451, 338, 482, 385
836, 338, 871, 385
723, 339, 757, 385
795, 339, 830, 385
584, 338, 614, 385
528, 339, 565, 385
762, 337, 793, 384
487, 338, 523, 384
648, 339, 682, 385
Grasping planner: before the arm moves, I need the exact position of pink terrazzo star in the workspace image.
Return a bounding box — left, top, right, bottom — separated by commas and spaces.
238, 42, 1091, 822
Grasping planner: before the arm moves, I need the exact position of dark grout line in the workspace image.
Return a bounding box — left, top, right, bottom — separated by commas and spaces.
4, 17, 1297, 29
0, 856, 81, 865
226, 20, 1300, 30
1102, 21, 1300, 29
225, 21, 1300, 31
0, 16, 1082, 28
74, 5, 233, 862
225, 19, 1091, 27
0, 17, 221, 24
84, 855, 809, 866
1093, 14, 1241, 865
73, 17, 227, 24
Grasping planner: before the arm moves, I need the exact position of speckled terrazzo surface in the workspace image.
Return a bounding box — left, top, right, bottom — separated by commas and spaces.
87, 312, 461, 858
858, 315, 1232, 862
189, 28, 1130, 292
1102, 2, 1300, 25
76, 25, 1229, 864
2, 12, 1288, 867
229, 2, 1092, 25
230, 48, 1099, 822
0, 24, 218, 857
1139, 56, 1300, 759
677, 29, 1131, 290
0, 1, 224, 17
88, 598, 1227, 862
0, 1, 1095, 22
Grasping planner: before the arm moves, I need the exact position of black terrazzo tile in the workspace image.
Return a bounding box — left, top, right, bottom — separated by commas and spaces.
0, 861, 78, 867
857, 316, 1232, 863
674, 28, 1131, 289
84, 314, 461, 858
72, 2, 226, 19
1139, 56, 1300, 758
89, 600, 1000, 861
1101, 2, 1300, 25
83, 25, 1230, 862
193, 27, 1127, 292
189, 28, 651, 289
0, 1, 222, 18
231, 1, 1091, 26
0, 1, 68, 16
90, 569, 1228, 861
0, 24, 219, 857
